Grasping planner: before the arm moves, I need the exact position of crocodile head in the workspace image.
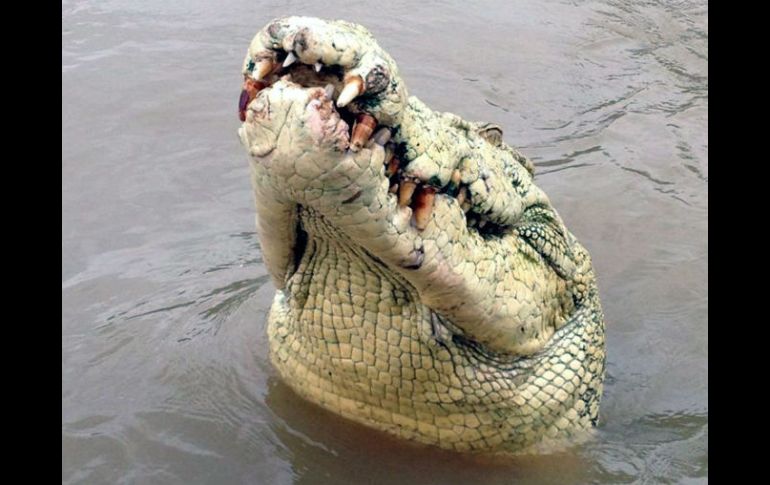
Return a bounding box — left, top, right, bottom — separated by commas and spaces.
238, 17, 606, 454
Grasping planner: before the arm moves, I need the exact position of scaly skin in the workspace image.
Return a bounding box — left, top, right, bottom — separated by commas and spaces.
237, 17, 606, 454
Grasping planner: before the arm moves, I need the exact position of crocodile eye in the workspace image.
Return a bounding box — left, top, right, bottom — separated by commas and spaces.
478, 124, 503, 147
247, 59, 255, 72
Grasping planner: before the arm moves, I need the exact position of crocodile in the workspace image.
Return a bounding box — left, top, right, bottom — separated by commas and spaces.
237, 17, 606, 454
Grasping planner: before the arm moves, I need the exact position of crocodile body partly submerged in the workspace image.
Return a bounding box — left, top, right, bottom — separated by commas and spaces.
237, 17, 606, 454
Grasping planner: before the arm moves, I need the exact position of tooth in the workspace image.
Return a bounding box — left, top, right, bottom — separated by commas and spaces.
244, 78, 264, 97
413, 186, 437, 231
386, 157, 400, 177
371, 127, 391, 146
239, 89, 250, 113
389, 183, 399, 193
324, 84, 335, 99
253, 59, 275, 80
398, 179, 417, 206
478, 218, 487, 229
383, 143, 395, 163
461, 200, 472, 213
336, 75, 364, 108
283, 51, 298, 67
239, 77, 266, 121
445, 169, 462, 196
314, 62, 323, 72
456, 186, 468, 206
350, 113, 377, 152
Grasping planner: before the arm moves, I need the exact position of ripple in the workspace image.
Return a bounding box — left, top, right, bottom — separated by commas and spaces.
63, 0, 709, 482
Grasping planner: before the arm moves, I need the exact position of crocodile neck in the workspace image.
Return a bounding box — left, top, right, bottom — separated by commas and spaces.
266, 207, 605, 452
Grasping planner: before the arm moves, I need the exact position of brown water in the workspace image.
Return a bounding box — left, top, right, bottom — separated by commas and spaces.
62, 0, 708, 483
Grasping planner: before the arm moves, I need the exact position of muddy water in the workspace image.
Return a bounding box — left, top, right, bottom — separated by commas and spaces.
62, 0, 707, 483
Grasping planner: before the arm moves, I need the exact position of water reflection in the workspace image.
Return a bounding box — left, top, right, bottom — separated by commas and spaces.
264, 376, 593, 485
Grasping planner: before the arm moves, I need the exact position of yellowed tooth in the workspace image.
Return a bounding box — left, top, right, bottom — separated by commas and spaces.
314, 62, 323, 72
386, 156, 400, 177
383, 143, 395, 164
336, 74, 364, 108
451, 169, 461, 186
413, 186, 437, 230
389, 183, 399, 193
456, 185, 468, 206
398, 179, 417, 206
253, 59, 275, 80
372, 127, 391, 146
350, 113, 377, 152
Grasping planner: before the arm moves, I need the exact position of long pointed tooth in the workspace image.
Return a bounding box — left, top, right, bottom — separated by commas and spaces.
383, 143, 395, 163
336, 75, 364, 108
389, 183, 399, 193
398, 179, 417, 206
253, 59, 275, 80
350, 113, 377, 152
239, 89, 250, 113
371, 127, 391, 146
324, 84, 335, 99
283, 51, 298, 67
413, 187, 437, 230
314, 62, 323, 72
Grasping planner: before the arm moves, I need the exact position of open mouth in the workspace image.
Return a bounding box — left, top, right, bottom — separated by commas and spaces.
238, 48, 509, 238
238, 50, 389, 151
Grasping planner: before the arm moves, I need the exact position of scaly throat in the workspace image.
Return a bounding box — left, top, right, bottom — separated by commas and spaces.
286, 206, 420, 314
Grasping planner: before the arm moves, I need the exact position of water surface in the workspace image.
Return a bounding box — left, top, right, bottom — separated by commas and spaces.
62, 1, 708, 483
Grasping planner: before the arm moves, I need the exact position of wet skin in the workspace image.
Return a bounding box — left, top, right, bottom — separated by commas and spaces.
238, 16, 606, 454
